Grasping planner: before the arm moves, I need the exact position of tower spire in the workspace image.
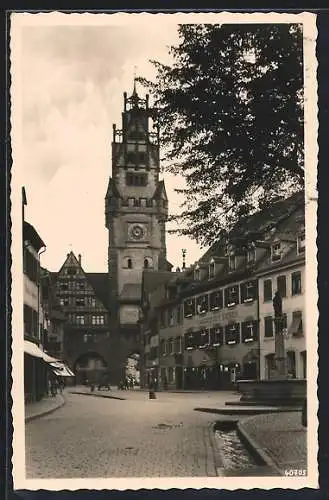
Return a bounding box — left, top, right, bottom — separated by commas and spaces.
133, 65, 138, 96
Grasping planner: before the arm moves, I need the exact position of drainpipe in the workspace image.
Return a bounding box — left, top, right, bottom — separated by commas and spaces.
37, 246, 46, 346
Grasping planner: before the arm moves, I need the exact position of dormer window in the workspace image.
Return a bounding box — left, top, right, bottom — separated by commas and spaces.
228, 254, 236, 272
271, 242, 281, 262
194, 265, 200, 281
297, 230, 305, 254
209, 258, 215, 278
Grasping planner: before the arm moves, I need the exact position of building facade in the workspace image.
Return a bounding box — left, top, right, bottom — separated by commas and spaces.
257, 203, 306, 380
105, 84, 171, 351
23, 219, 48, 402
141, 192, 306, 390
49, 251, 112, 385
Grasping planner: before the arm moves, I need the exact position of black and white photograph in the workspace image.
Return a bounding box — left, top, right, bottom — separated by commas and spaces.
10, 11, 318, 490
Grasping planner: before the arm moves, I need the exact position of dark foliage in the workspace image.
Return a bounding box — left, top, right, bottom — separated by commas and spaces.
139, 23, 304, 246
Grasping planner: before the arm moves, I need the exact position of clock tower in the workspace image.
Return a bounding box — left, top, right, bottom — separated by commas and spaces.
105, 82, 170, 335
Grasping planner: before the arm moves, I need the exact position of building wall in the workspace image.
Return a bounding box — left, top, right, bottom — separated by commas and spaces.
259, 264, 306, 379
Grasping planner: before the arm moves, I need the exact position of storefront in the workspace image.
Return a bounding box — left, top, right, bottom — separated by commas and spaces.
24, 340, 49, 403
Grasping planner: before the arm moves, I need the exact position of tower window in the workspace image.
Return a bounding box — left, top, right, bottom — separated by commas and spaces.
127, 152, 137, 164
138, 152, 147, 164
126, 172, 147, 187
144, 257, 153, 269
127, 258, 133, 269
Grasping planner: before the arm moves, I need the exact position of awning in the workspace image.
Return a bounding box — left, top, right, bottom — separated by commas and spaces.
50, 361, 74, 377
24, 340, 44, 359
43, 352, 60, 363
52, 366, 74, 377
288, 317, 302, 335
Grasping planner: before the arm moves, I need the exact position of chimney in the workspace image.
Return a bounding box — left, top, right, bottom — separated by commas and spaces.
78, 254, 81, 265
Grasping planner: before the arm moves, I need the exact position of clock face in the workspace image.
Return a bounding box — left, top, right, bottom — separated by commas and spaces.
129, 224, 145, 240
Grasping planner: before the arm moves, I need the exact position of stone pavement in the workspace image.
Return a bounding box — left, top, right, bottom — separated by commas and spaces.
25, 393, 65, 422
25, 391, 218, 477
25, 388, 307, 478
238, 411, 307, 475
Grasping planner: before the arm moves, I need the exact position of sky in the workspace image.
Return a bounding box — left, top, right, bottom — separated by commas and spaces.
13, 14, 205, 272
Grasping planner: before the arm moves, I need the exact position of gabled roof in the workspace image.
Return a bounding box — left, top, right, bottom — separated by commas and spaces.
87, 273, 109, 309
23, 221, 45, 252
153, 180, 167, 200
105, 177, 121, 199
49, 253, 109, 310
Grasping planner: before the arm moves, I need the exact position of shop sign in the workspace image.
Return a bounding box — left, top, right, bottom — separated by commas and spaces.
198, 308, 239, 326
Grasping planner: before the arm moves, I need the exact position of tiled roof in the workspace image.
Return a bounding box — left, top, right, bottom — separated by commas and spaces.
142, 270, 176, 295
255, 246, 305, 275
153, 180, 167, 199
87, 273, 109, 309
120, 283, 142, 301
230, 191, 304, 243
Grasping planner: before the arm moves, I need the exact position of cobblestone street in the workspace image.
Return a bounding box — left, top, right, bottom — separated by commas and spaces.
25, 391, 233, 478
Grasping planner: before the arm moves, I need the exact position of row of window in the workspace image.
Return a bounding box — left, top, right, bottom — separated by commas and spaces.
182, 272, 302, 320
67, 314, 106, 325
263, 272, 302, 301
184, 281, 258, 318
58, 296, 98, 307
148, 310, 303, 354
56, 281, 87, 291
83, 333, 109, 343
123, 257, 153, 270
121, 197, 167, 209
126, 172, 148, 186
152, 322, 259, 355
264, 310, 303, 337
196, 234, 305, 281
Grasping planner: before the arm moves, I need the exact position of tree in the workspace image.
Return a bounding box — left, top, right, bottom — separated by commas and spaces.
139, 23, 304, 247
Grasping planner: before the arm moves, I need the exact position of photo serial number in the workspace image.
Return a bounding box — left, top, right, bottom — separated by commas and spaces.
284, 469, 307, 476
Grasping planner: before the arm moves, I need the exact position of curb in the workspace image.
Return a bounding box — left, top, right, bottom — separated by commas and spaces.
70, 391, 126, 401
236, 417, 283, 475
25, 395, 66, 423
207, 422, 225, 476
194, 406, 298, 416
